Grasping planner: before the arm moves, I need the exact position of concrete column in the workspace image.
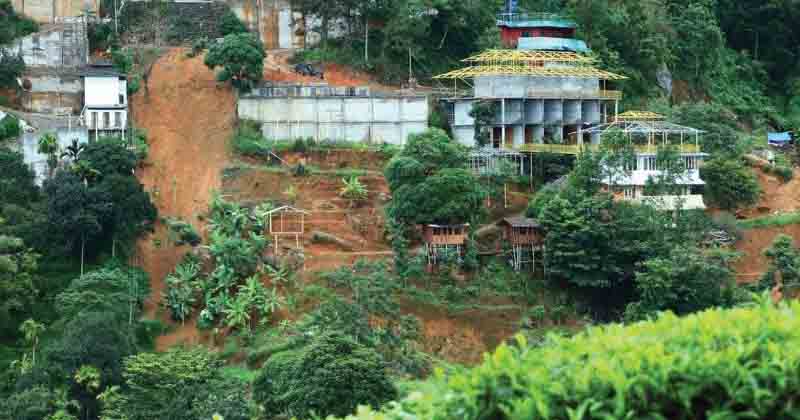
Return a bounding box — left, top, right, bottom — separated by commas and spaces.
513, 125, 524, 148
500, 98, 506, 149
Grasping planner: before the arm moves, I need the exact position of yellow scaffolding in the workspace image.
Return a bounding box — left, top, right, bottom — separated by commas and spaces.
462, 49, 597, 64
614, 111, 665, 122
432, 65, 627, 80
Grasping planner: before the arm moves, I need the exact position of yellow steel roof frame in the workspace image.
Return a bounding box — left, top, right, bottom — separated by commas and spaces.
432, 65, 628, 80
462, 49, 596, 64
615, 111, 665, 121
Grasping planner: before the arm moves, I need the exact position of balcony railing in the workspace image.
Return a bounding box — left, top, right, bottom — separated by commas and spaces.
526, 89, 623, 100
497, 12, 572, 23
517, 143, 701, 155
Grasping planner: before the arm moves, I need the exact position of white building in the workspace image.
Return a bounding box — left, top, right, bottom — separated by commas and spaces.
585, 111, 708, 211
80, 63, 127, 139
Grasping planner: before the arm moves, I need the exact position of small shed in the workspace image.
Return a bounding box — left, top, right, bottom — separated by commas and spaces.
499, 216, 544, 271
422, 223, 469, 265
263, 205, 310, 254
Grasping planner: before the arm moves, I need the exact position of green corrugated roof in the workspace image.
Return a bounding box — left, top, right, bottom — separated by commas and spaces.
518, 37, 589, 53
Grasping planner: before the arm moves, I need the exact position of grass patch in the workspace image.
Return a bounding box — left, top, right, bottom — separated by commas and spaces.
739, 212, 800, 229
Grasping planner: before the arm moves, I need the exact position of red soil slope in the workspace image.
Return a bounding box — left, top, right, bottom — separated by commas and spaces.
132, 48, 236, 350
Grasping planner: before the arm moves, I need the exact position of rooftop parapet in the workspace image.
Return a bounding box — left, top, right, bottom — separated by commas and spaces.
496, 12, 576, 29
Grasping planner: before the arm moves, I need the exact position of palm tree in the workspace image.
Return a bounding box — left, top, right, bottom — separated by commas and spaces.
70, 160, 101, 185
37, 133, 59, 178
19, 319, 45, 366
61, 138, 85, 161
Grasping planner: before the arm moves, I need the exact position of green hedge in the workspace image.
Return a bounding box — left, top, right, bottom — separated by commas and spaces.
339, 300, 800, 419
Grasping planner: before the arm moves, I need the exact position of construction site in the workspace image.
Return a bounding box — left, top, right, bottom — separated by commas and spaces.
2, 0, 798, 376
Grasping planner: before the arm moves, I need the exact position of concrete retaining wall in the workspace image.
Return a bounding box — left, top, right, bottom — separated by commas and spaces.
12, 0, 99, 23
238, 96, 429, 145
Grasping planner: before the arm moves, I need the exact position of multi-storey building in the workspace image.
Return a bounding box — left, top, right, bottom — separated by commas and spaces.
435, 12, 625, 152
80, 61, 128, 140
585, 111, 708, 210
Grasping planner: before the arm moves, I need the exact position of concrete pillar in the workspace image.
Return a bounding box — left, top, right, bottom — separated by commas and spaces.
500, 98, 506, 149
513, 125, 524, 148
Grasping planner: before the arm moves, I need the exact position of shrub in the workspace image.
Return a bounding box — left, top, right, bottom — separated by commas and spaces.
253, 333, 397, 419
292, 137, 307, 153
772, 164, 794, 182
700, 157, 760, 210
164, 217, 201, 246
339, 301, 800, 419
219, 9, 248, 36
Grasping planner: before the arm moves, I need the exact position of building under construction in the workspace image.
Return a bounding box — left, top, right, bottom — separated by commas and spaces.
436, 11, 626, 152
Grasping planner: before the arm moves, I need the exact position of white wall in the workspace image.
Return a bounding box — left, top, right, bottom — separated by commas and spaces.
85, 77, 123, 107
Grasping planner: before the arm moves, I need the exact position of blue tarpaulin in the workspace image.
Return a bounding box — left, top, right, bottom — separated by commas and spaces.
768, 132, 792, 145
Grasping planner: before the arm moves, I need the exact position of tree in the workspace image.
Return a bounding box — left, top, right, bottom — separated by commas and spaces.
394, 128, 468, 175
43, 171, 112, 274
469, 100, 496, 147
99, 348, 222, 420
0, 49, 25, 89
253, 332, 397, 419
388, 168, 485, 225
38, 133, 60, 179
761, 234, 800, 290
19, 319, 45, 366
625, 246, 739, 321
700, 157, 760, 210
55, 266, 150, 324
60, 139, 84, 162
0, 233, 39, 338
94, 173, 157, 257
78, 139, 138, 180
0, 149, 38, 208
219, 9, 248, 36
204, 32, 265, 90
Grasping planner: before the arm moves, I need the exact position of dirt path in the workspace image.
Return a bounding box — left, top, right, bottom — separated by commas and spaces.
132, 48, 236, 350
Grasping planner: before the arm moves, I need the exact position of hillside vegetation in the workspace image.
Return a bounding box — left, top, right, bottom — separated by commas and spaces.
338, 299, 800, 420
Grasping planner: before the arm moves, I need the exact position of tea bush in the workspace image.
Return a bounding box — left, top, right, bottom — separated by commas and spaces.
338, 300, 800, 419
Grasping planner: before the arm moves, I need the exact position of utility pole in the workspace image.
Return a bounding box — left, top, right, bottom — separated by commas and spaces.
364, 19, 368, 64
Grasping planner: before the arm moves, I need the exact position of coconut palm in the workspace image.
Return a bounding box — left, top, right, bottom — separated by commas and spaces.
61, 138, 85, 161
37, 133, 59, 178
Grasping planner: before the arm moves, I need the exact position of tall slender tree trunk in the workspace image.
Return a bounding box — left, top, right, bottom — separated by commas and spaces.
81, 234, 86, 277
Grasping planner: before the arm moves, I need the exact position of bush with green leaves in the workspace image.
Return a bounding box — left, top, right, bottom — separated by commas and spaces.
204, 32, 265, 90
98, 347, 247, 420
56, 265, 150, 322
340, 176, 368, 202
700, 157, 761, 210
253, 332, 397, 419
164, 217, 201, 247
339, 300, 800, 419
162, 257, 201, 323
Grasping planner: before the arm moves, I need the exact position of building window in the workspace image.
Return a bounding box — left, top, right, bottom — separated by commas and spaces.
623, 187, 636, 200
643, 156, 657, 171
522, 31, 531, 37
90, 112, 97, 129
119, 94, 125, 105
685, 156, 696, 170
114, 112, 122, 128
103, 112, 110, 129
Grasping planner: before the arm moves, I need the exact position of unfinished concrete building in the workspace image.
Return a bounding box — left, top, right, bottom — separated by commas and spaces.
12, 16, 89, 114
11, 0, 98, 23
435, 13, 626, 152
238, 85, 429, 146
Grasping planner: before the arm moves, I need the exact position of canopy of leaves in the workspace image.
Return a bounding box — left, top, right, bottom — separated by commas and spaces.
0, 0, 38, 45
339, 301, 800, 419
389, 168, 484, 225
78, 139, 139, 180
625, 246, 739, 321
253, 332, 397, 419
55, 265, 150, 321
700, 157, 761, 211
0, 149, 38, 207
760, 234, 800, 290
385, 129, 481, 226
0, 233, 38, 337
204, 32, 265, 90
99, 348, 224, 420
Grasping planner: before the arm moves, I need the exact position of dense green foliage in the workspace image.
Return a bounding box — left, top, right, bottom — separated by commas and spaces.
700, 157, 761, 210
385, 129, 483, 226
98, 348, 250, 420
339, 301, 800, 419
204, 32, 265, 90
254, 333, 397, 419
0, 0, 37, 45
